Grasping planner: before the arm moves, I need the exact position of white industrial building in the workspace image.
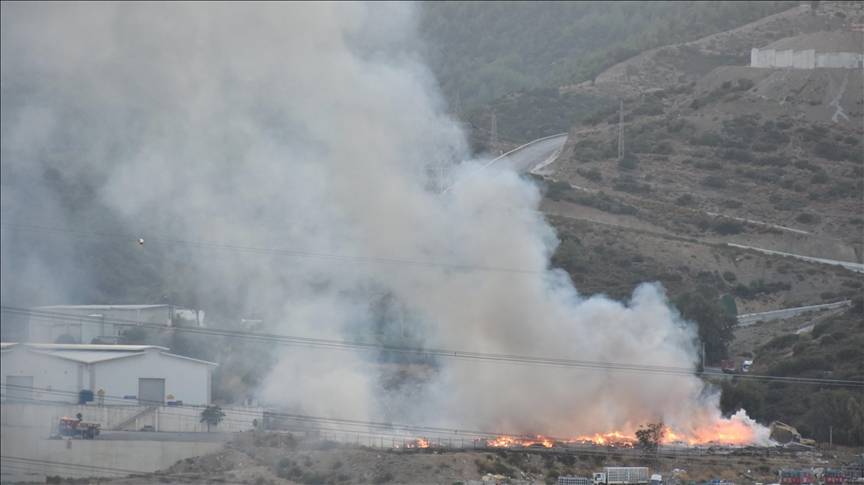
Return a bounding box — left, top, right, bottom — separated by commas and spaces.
750, 31, 864, 69
21, 304, 205, 344
1, 343, 216, 406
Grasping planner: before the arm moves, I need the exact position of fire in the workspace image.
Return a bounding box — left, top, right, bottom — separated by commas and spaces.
405, 438, 430, 448
664, 418, 763, 446
486, 435, 554, 448
570, 431, 637, 447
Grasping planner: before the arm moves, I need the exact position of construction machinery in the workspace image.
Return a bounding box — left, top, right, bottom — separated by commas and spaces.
769, 421, 816, 448
57, 416, 101, 439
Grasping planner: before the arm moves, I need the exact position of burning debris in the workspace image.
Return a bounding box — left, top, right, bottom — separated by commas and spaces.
405, 438, 431, 449
476, 412, 774, 450
486, 436, 554, 449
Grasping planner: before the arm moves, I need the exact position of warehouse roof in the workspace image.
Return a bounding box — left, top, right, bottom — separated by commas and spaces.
34, 304, 170, 311
0, 343, 217, 366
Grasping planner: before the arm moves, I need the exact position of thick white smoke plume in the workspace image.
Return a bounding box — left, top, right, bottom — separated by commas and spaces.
1, 3, 764, 441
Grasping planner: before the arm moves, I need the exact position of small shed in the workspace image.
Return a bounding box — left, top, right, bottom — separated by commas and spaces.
1, 343, 216, 405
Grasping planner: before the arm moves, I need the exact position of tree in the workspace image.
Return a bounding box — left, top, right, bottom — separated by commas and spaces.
200, 405, 225, 432
635, 421, 665, 456
675, 288, 736, 364
120, 326, 150, 345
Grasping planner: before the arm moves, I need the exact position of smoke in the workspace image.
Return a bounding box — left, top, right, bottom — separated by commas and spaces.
1, 2, 763, 440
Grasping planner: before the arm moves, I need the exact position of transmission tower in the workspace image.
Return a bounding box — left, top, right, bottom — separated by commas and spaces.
490, 112, 499, 155
617, 99, 624, 160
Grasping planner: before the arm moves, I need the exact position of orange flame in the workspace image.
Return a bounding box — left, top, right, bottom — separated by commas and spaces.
663, 419, 761, 446
570, 431, 637, 447
486, 435, 554, 448
481, 416, 763, 449
405, 438, 430, 448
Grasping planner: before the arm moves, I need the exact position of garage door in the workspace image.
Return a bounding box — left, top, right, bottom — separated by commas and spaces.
6, 375, 34, 401
138, 378, 165, 405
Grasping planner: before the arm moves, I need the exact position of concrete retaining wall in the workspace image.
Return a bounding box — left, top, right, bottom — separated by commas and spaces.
2, 401, 262, 433
1, 426, 224, 481
751, 48, 863, 69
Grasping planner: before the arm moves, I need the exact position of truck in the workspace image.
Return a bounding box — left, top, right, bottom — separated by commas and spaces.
779, 469, 815, 485
559, 477, 591, 485
593, 467, 650, 485
57, 416, 101, 439
822, 469, 845, 485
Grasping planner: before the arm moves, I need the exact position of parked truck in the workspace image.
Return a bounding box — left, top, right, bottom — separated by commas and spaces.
593, 467, 650, 485
779, 469, 815, 485
822, 468, 845, 485
57, 416, 100, 439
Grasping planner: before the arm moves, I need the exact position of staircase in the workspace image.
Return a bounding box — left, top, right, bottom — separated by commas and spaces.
111, 406, 157, 431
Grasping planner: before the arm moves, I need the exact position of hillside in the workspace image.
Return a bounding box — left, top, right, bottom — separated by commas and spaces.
419, 1, 797, 117
531, 2, 864, 446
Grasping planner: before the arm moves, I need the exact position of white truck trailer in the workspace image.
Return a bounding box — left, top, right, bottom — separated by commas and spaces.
593, 467, 650, 485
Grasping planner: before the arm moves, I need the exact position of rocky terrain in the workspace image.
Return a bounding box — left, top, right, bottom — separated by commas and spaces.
55, 432, 862, 485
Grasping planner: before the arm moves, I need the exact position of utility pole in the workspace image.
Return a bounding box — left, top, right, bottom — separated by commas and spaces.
701, 341, 706, 370
617, 99, 624, 160
829, 425, 833, 449
490, 111, 499, 155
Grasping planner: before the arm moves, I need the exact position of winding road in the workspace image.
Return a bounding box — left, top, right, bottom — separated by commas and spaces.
488, 133, 568, 174
736, 300, 852, 327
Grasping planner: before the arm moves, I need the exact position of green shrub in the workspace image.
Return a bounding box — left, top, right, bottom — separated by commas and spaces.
613, 176, 651, 193
545, 180, 573, 201
691, 132, 723, 146
633, 98, 664, 116
794, 160, 819, 172
814, 141, 863, 163
734, 279, 791, 299
701, 175, 727, 189
676, 193, 695, 205
722, 271, 737, 283
567, 191, 638, 215
618, 152, 639, 170
795, 213, 820, 224
694, 160, 723, 170
719, 148, 753, 163
768, 356, 830, 376
811, 171, 829, 184
761, 333, 798, 351
713, 219, 744, 235
577, 167, 603, 181
372, 472, 395, 484
752, 142, 779, 152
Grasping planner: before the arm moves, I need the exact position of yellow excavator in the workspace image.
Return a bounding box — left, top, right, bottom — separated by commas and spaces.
769, 421, 816, 448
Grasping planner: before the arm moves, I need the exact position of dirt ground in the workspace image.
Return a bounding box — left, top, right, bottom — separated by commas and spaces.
81, 432, 862, 485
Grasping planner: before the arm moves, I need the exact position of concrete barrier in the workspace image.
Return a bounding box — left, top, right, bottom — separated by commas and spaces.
2, 401, 262, 433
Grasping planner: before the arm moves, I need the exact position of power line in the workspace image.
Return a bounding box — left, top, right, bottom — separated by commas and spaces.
4, 306, 862, 388
1, 387, 810, 461
0, 222, 541, 275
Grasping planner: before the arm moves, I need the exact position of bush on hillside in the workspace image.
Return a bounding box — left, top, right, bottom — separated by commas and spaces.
701, 175, 727, 189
